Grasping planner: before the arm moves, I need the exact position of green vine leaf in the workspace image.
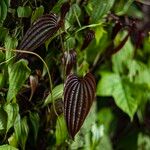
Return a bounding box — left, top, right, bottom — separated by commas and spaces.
4, 103, 19, 133
0, 144, 18, 150
97, 72, 138, 119
14, 116, 29, 150
7, 59, 31, 102
43, 84, 63, 107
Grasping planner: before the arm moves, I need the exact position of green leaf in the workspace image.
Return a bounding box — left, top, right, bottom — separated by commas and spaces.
97, 72, 138, 119
43, 84, 63, 106
0, 144, 18, 150
116, 0, 134, 15
17, 6, 32, 18
112, 37, 134, 74
66, 3, 81, 25
0, 26, 9, 42
14, 116, 29, 150
55, 115, 68, 145
89, 0, 115, 23
0, 0, 10, 24
0, 108, 7, 133
7, 59, 31, 102
4, 36, 18, 61
4, 103, 19, 132
31, 6, 44, 24
138, 133, 150, 149
29, 112, 40, 143
8, 133, 18, 148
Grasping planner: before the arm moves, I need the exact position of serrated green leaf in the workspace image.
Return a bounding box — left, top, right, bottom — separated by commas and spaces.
43, 84, 63, 106
97, 72, 138, 119
17, 6, 32, 18
89, 0, 115, 23
7, 59, 31, 102
29, 112, 40, 143
0, 144, 18, 150
31, 6, 44, 24
14, 116, 29, 150
4, 103, 19, 132
55, 115, 68, 145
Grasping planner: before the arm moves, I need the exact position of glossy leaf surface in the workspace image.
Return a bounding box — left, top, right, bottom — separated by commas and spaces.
64, 72, 96, 138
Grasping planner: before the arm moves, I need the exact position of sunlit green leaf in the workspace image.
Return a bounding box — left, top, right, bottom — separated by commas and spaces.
0, 144, 18, 150
97, 72, 138, 119
7, 59, 31, 102
55, 115, 68, 145
43, 84, 63, 106
17, 6, 32, 18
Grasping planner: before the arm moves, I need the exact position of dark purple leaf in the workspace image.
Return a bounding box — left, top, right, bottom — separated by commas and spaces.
81, 30, 95, 50
111, 21, 123, 39
64, 72, 96, 138
61, 2, 70, 20
62, 49, 77, 75
17, 13, 62, 58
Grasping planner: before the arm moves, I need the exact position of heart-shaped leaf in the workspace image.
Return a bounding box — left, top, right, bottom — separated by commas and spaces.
64, 72, 96, 138
17, 13, 62, 58
62, 49, 77, 75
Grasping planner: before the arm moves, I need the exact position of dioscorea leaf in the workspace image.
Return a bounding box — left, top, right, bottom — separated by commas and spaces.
62, 49, 77, 75
17, 13, 62, 57
64, 72, 96, 138
81, 30, 95, 50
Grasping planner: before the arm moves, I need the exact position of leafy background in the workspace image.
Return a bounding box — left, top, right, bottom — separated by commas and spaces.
0, 0, 150, 149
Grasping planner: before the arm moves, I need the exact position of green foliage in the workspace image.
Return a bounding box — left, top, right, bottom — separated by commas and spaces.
55, 115, 68, 145
97, 72, 138, 119
14, 116, 29, 150
7, 60, 31, 102
43, 84, 63, 106
17, 6, 32, 18
0, 0, 10, 24
31, 6, 44, 23
0, 0, 149, 149
4, 103, 19, 132
0, 144, 18, 150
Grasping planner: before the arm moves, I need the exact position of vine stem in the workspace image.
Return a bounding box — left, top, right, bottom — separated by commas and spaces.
0, 47, 59, 118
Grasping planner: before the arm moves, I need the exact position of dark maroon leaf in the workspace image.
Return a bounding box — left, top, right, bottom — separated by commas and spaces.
29, 75, 38, 101
111, 21, 123, 39
81, 30, 95, 51
64, 72, 96, 138
17, 13, 62, 58
62, 49, 77, 75
60, 2, 70, 20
